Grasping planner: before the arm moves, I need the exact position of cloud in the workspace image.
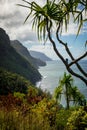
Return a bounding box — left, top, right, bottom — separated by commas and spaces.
0, 0, 47, 42
0, 0, 32, 40
0, 1, 15, 17
0, 0, 87, 50
62, 23, 78, 35
0, 0, 86, 61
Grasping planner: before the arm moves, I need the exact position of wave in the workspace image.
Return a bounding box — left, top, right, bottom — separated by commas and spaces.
44, 76, 47, 79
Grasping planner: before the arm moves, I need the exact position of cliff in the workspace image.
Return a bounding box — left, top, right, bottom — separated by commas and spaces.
0, 28, 41, 84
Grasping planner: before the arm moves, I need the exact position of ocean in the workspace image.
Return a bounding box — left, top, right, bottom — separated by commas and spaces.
36, 60, 87, 100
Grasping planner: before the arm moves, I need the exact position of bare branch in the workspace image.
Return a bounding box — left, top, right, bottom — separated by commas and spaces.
47, 22, 87, 86
68, 52, 87, 67
56, 23, 87, 77
46, 20, 67, 67
66, 66, 87, 86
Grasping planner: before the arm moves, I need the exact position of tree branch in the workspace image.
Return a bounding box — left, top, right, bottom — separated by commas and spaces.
47, 21, 87, 86
56, 23, 87, 77
46, 20, 67, 67
66, 66, 87, 85
68, 52, 87, 67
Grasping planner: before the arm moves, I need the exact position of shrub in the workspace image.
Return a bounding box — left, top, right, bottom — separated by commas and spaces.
55, 109, 73, 130
67, 107, 87, 130
0, 68, 31, 95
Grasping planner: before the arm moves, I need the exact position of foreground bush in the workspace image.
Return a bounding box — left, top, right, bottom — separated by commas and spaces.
67, 107, 87, 130
0, 97, 57, 130
0, 109, 57, 130
55, 109, 72, 130
0, 68, 31, 95
0, 93, 87, 130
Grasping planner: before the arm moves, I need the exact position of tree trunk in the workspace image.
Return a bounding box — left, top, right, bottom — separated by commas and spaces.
65, 85, 70, 109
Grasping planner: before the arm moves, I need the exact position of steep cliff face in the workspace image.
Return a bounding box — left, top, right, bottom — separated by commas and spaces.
0, 28, 41, 84
11, 40, 46, 69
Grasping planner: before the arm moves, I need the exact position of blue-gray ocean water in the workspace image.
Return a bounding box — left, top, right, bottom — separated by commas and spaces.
36, 60, 87, 101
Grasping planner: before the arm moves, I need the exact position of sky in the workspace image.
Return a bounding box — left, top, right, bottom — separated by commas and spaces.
0, 0, 87, 60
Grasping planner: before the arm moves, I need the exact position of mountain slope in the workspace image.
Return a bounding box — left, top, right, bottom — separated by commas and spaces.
30, 51, 52, 61
0, 28, 41, 84
11, 40, 46, 68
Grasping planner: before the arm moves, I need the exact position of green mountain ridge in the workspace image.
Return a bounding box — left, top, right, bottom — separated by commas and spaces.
11, 40, 46, 69
30, 50, 52, 61
0, 28, 41, 84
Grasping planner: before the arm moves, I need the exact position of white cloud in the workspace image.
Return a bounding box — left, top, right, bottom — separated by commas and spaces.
0, 0, 33, 40
62, 23, 78, 36
0, 1, 15, 17
0, 0, 87, 61
0, 0, 47, 42
1, 0, 87, 42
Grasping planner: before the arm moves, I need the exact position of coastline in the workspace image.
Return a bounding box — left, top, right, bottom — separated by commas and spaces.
36, 60, 87, 96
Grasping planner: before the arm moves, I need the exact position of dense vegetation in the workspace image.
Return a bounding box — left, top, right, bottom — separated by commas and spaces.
54, 72, 86, 109
0, 67, 87, 130
0, 28, 41, 84
0, 68, 31, 95
0, 0, 87, 129
11, 40, 46, 69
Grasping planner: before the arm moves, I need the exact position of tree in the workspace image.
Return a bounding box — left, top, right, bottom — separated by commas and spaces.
71, 86, 86, 106
67, 107, 87, 130
54, 73, 86, 109
0, 68, 30, 95
18, 0, 87, 85
54, 72, 73, 109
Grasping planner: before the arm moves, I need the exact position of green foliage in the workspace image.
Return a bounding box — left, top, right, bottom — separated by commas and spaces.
26, 86, 52, 105
18, 0, 67, 41
54, 73, 86, 109
67, 107, 87, 130
54, 72, 74, 109
0, 68, 31, 95
27, 86, 38, 97
0, 109, 52, 130
11, 40, 46, 69
31, 98, 58, 128
0, 110, 20, 130
0, 89, 87, 130
0, 29, 41, 84
56, 109, 73, 130
14, 92, 25, 101
0, 94, 58, 130
71, 86, 86, 106
18, 0, 87, 86
54, 86, 62, 103
0, 61, 86, 130
18, 0, 87, 39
